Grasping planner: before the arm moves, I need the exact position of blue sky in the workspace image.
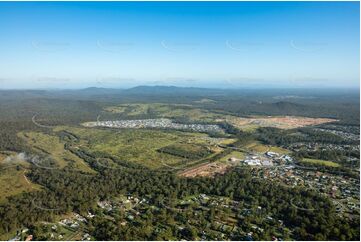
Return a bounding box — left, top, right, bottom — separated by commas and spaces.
0, 1, 359, 89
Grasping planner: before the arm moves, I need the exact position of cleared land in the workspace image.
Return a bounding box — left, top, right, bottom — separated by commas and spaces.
178, 149, 244, 178
104, 103, 336, 130
225, 115, 336, 130
0, 152, 41, 202
54, 126, 231, 169
243, 142, 290, 155
18, 132, 94, 173
244, 142, 270, 153
268, 146, 291, 154
301, 158, 340, 167
178, 162, 230, 178
104, 103, 221, 122
219, 151, 246, 163
19, 103, 331, 174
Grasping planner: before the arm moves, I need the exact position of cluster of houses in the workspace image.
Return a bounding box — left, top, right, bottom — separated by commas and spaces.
226, 146, 359, 218
84, 118, 223, 133
16, 194, 148, 242
9, 229, 32, 241
259, 164, 359, 216
288, 142, 359, 154
9, 211, 94, 241
175, 194, 286, 241
59, 218, 80, 229
229, 155, 265, 166
314, 128, 359, 141
97, 195, 150, 224
97, 195, 147, 212
97, 200, 113, 212
228, 151, 293, 167
48, 213, 91, 240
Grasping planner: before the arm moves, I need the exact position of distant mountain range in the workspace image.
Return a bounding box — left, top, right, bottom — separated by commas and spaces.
0, 85, 359, 102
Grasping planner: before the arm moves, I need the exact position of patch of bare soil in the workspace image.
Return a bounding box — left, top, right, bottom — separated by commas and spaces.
178, 162, 231, 178
228, 116, 336, 129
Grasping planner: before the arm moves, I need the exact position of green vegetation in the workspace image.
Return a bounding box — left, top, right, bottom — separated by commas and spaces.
256, 126, 359, 169
0, 167, 40, 202
268, 146, 291, 154
244, 142, 270, 153
0, 87, 359, 241
18, 132, 94, 173
301, 158, 341, 167
1, 167, 358, 241
158, 143, 212, 160
55, 126, 225, 169
104, 103, 221, 122
0, 153, 41, 202
218, 151, 246, 163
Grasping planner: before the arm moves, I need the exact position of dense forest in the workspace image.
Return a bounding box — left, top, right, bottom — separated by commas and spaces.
1, 164, 359, 240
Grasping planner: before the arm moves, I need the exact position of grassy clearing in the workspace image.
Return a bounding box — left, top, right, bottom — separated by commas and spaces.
0, 151, 41, 202
268, 146, 291, 154
244, 142, 270, 153
18, 132, 94, 173
301, 158, 340, 167
104, 103, 221, 122
223, 116, 261, 131
219, 151, 246, 163
218, 138, 237, 145
159, 143, 211, 160
0, 165, 41, 202
163, 108, 218, 122
57, 126, 224, 169
58, 126, 234, 169
104, 106, 128, 114
242, 142, 290, 155
0, 153, 7, 162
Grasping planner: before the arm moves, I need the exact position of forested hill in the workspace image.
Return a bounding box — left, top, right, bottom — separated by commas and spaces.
1, 86, 358, 123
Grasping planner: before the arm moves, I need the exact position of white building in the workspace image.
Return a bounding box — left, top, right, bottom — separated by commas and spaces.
244, 159, 261, 166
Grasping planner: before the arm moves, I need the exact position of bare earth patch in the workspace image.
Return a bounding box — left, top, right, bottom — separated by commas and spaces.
225, 116, 337, 130
178, 162, 231, 178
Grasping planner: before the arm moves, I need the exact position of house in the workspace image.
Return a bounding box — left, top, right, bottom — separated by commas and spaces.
59, 219, 71, 226
70, 222, 79, 228
74, 213, 87, 222
244, 159, 261, 166
281, 155, 293, 163
87, 211, 95, 218
97, 201, 113, 211
82, 233, 91, 241
261, 160, 272, 166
